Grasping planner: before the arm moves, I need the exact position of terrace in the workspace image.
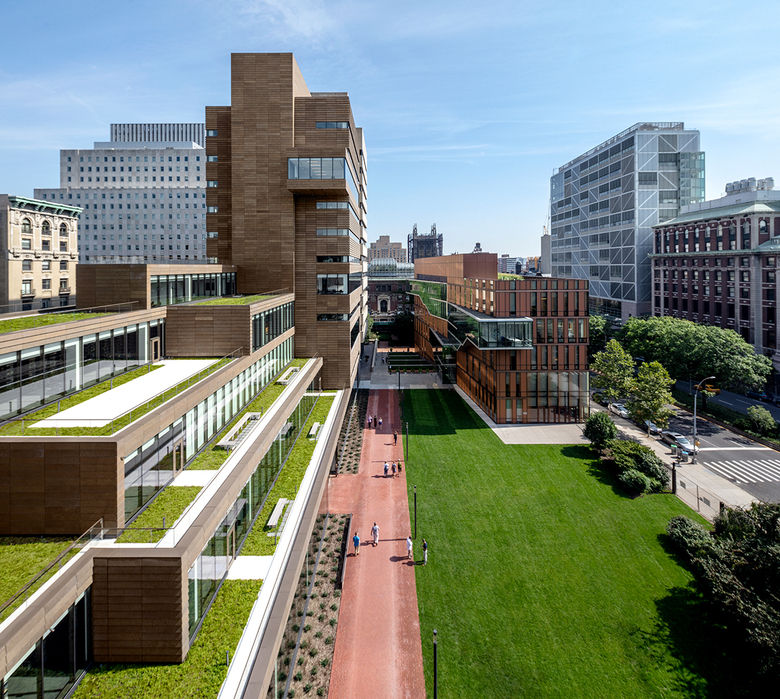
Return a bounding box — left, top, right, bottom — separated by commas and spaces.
191, 294, 276, 306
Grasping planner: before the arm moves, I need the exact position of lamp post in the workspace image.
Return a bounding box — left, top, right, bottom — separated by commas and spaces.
433, 629, 438, 699
404, 420, 409, 462
414, 485, 417, 539
692, 375, 715, 464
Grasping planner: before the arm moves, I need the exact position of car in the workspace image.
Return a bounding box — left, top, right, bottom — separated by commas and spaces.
608, 402, 630, 419
644, 419, 661, 435
746, 389, 770, 402
660, 430, 698, 453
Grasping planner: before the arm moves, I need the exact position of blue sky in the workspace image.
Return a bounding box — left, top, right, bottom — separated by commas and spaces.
1, 0, 779, 256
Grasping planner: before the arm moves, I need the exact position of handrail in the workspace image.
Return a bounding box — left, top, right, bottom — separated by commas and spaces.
0, 519, 104, 622
11, 348, 243, 436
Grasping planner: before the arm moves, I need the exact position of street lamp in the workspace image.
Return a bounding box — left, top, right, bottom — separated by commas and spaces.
692, 375, 715, 464
433, 629, 438, 699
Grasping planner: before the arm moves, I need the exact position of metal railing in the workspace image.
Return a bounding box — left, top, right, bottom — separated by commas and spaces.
0, 519, 104, 623
10, 348, 242, 436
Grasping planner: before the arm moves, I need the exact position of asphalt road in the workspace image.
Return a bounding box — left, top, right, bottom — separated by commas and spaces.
675, 381, 780, 421
665, 410, 780, 503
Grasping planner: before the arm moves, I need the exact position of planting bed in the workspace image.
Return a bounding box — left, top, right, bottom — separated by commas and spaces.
335, 389, 368, 474
267, 513, 348, 698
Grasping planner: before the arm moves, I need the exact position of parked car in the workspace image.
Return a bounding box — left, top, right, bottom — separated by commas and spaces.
608, 402, 630, 419
644, 419, 661, 435
660, 430, 698, 453
746, 389, 770, 402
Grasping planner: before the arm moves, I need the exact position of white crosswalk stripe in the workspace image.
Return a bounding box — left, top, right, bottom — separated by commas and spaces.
705, 458, 780, 483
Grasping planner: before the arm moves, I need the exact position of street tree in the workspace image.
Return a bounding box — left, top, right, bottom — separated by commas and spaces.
591, 339, 634, 404
588, 314, 614, 360
626, 360, 674, 428
583, 411, 617, 451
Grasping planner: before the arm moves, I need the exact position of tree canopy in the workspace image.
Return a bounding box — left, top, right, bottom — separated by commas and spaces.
619, 316, 771, 390
626, 360, 674, 428
591, 339, 634, 403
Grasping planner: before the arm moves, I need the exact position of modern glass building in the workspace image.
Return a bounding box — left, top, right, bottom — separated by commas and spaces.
550, 122, 704, 321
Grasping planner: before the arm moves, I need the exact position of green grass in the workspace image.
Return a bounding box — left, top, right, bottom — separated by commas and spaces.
3, 358, 230, 437
117, 486, 202, 543
194, 294, 274, 306
0, 312, 114, 335
240, 396, 335, 557
0, 364, 161, 437
73, 579, 261, 698
0, 536, 75, 621
187, 359, 310, 471
403, 389, 712, 698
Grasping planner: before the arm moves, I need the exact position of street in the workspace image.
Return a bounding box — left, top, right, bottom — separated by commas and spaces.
664, 410, 780, 503
675, 381, 780, 421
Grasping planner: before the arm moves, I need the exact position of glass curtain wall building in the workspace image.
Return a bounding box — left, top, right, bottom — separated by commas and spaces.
550, 122, 704, 321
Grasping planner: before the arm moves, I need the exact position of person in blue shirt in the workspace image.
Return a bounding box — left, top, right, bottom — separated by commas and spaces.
353, 531, 360, 556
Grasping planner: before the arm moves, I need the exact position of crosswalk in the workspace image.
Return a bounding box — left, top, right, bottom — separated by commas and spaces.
704, 458, 780, 484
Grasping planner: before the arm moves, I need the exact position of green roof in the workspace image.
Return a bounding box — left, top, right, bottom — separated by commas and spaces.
193, 294, 275, 306
657, 200, 780, 226
0, 312, 115, 335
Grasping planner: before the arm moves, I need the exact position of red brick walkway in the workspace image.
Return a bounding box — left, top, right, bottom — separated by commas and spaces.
328, 389, 425, 698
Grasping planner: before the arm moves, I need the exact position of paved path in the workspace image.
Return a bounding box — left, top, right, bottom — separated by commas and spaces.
35, 359, 215, 427
328, 388, 425, 699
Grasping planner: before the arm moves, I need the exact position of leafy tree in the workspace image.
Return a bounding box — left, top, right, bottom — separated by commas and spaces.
746, 405, 776, 436
626, 360, 674, 428
591, 339, 634, 404
620, 316, 771, 391
583, 412, 617, 450
588, 314, 614, 359
667, 503, 780, 682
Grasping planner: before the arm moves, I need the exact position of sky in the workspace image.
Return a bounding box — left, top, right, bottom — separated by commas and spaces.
1, 0, 779, 256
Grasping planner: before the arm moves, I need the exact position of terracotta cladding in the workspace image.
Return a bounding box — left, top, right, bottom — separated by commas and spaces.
205, 106, 233, 262
414, 253, 498, 283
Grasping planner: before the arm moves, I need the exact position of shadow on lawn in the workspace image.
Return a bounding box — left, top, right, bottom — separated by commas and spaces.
560, 445, 634, 499
402, 389, 484, 436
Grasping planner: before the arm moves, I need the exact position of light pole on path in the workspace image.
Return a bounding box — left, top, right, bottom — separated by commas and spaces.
433, 629, 438, 699
692, 375, 715, 464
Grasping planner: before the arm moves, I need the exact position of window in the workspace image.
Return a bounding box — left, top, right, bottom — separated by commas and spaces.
207, 231, 218, 239
206, 129, 218, 137
207, 206, 218, 213
317, 274, 347, 294
207, 180, 218, 188
638, 172, 658, 185
317, 313, 349, 321
42, 259, 50, 271
316, 201, 348, 210
60, 259, 68, 271
41, 239, 50, 251
59, 222, 68, 236
22, 259, 32, 271
21, 238, 32, 250
316, 121, 349, 129
41, 220, 51, 236
59, 240, 67, 252
42, 278, 51, 290
60, 278, 69, 290
21, 280, 32, 295
21, 218, 32, 234
207, 155, 218, 162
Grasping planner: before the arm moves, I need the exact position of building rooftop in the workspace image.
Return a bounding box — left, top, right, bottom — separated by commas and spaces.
0, 311, 118, 336
192, 293, 277, 306
2, 195, 82, 217
655, 200, 780, 226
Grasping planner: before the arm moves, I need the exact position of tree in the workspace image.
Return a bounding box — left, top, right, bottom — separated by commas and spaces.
588, 314, 614, 360
591, 339, 634, 404
746, 405, 776, 436
620, 316, 771, 391
626, 360, 674, 428
583, 412, 617, 451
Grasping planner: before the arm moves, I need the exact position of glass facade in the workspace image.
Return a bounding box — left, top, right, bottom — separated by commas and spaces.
251, 302, 294, 351
150, 272, 237, 307
1, 590, 90, 699
287, 158, 360, 205
448, 306, 533, 349
409, 279, 447, 318
0, 318, 163, 421
123, 337, 294, 522
187, 391, 319, 638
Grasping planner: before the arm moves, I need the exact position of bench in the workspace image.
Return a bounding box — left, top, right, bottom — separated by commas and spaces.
216, 412, 262, 451
266, 498, 290, 529
308, 422, 321, 439
276, 366, 300, 385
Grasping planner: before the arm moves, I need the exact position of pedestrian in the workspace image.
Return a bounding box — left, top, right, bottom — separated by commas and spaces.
378, 417, 383, 428
406, 535, 413, 560
392, 461, 397, 477
384, 462, 389, 477
353, 531, 360, 556
422, 538, 428, 565
367, 415, 372, 429
398, 461, 403, 474
393, 430, 398, 446
371, 522, 379, 547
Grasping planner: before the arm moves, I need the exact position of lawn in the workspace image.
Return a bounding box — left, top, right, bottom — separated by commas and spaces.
0, 536, 75, 621
0, 312, 114, 335
73, 579, 261, 698
194, 294, 274, 306
118, 486, 201, 543
403, 389, 712, 698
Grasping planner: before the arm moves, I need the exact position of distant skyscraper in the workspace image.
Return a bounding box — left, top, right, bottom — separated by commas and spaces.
408, 223, 443, 262
550, 122, 704, 320
35, 123, 206, 264
368, 234, 407, 263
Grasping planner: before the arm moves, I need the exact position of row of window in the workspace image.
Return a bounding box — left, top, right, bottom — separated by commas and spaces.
19, 220, 71, 235
150, 272, 237, 307
316, 273, 362, 295
21, 238, 69, 252
251, 302, 294, 351
21, 259, 69, 271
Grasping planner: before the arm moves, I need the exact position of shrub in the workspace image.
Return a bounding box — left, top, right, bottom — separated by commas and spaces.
603, 439, 668, 493
636, 451, 669, 492
583, 412, 617, 450
666, 515, 715, 562
617, 469, 650, 495
747, 405, 777, 436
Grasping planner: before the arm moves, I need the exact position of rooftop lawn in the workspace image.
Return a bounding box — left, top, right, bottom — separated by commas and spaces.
193, 294, 274, 306
0, 536, 76, 622
0, 312, 115, 335
117, 486, 202, 543
3, 358, 229, 437
403, 389, 713, 698
240, 395, 335, 556
73, 579, 261, 698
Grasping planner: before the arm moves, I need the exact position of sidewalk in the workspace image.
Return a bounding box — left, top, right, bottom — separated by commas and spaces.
360, 343, 446, 390
327, 389, 425, 698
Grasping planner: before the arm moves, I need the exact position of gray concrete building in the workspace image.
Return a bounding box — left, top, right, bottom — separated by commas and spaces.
35, 123, 206, 264
550, 122, 704, 321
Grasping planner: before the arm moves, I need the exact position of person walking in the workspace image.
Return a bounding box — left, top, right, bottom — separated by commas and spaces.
383, 462, 389, 477
391, 461, 397, 477
393, 430, 398, 446
378, 417, 383, 428
353, 531, 360, 556
422, 538, 428, 565
406, 535, 413, 560
371, 522, 379, 547
398, 461, 403, 474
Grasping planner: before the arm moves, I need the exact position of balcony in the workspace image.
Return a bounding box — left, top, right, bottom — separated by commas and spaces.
20, 287, 35, 297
